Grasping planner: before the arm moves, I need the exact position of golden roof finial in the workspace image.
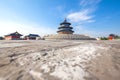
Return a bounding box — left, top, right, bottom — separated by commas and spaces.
64, 18, 67, 22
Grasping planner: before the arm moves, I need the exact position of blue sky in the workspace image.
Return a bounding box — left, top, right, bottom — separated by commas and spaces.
0, 0, 120, 37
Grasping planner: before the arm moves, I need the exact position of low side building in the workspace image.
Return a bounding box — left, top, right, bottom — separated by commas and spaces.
5, 31, 23, 40
24, 34, 40, 40
108, 34, 115, 40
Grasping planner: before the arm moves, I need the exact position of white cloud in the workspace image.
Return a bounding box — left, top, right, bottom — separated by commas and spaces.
67, 9, 94, 23
67, 0, 102, 23
80, 0, 101, 7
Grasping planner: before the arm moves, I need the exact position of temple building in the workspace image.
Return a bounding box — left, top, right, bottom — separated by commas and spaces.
57, 19, 74, 34
5, 31, 23, 40
43, 19, 96, 40
24, 34, 40, 40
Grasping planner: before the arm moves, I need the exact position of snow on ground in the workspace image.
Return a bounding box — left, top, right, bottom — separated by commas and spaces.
0, 43, 26, 48
0, 41, 28, 48
28, 43, 109, 80
0, 40, 120, 80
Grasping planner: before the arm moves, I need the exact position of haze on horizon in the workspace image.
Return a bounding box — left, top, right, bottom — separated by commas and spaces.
0, 0, 120, 37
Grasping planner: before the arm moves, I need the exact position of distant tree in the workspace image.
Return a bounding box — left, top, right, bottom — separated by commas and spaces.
114, 35, 120, 39
100, 37, 108, 40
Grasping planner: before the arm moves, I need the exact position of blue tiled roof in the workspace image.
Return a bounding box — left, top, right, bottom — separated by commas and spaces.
27, 34, 40, 37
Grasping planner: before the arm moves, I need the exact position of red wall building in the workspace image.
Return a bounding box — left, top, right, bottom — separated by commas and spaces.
5, 32, 23, 40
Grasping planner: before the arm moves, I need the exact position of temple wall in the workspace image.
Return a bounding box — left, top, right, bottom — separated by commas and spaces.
5, 36, 21, 40
5, 36, 12, 40
58, 31, 73, 34
44, 34, 96, 40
